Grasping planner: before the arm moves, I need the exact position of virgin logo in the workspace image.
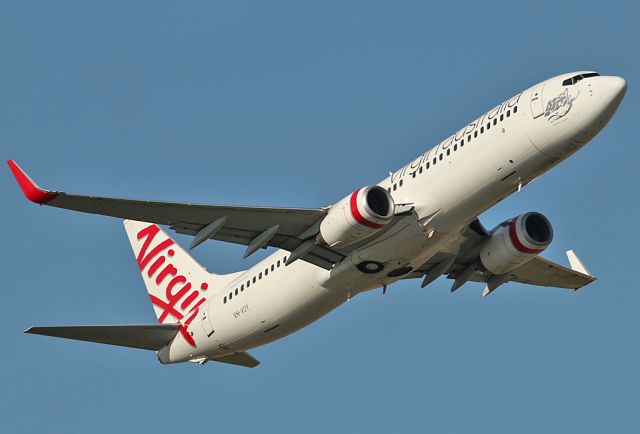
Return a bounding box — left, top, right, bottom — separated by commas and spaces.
136, 224, 208, 347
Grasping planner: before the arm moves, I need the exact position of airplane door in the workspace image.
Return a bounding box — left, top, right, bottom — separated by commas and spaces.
201, 302, 215, 338
529, 83, 545, 119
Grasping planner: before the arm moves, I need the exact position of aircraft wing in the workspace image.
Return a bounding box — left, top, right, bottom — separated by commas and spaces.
489, 255, 595, 289
441, 254, 595, 291
8, 160, 344, 270
406, 220, 596, 294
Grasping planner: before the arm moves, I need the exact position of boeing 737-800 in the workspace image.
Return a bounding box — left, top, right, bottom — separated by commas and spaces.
9, 71, 626, 367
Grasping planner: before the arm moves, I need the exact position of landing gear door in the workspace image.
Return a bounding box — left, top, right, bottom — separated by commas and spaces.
201, 302, 215, 338
530, 83, 545, 119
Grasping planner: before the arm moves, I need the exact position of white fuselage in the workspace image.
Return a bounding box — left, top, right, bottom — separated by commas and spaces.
159, 72, 626, 363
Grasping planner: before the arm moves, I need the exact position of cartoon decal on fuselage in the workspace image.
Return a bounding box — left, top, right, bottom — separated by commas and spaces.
544, 88, 579, 123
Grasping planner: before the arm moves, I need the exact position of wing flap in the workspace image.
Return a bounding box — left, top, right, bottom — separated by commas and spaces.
171, 223, 344, 269
25, 323, 181, 351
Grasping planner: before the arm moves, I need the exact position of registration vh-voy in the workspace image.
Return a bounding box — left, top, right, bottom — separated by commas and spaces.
9, 71, 626, 367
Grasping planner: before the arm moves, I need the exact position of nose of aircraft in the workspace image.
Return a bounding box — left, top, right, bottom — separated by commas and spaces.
599, 76, 627, 108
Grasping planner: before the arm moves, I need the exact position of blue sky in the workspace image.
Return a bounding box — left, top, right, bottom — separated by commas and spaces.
1, 1, 638, 432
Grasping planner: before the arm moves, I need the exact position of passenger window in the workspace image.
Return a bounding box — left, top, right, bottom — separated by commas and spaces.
426, 162, 430, 169
259, 272, 262, 279
493, 118, 497, 126
271, 265, 274, 272
439, 154, 443, 161
480, 126, 484, 134
487, 122, 490, 130
277, 260, 281, 267
265, 268, 268, 276
500, 114, 504, 121
506, 110, 510, 117
446, 149, 450, 156
454, 144, 457, 151
252, 277, 256, 283
229, 292, 233, 300
474, 131, 478, 138
513, 106, 518, 114
241, 284, 244, 292
284, 256, 288, 263
224, 296, 227, 304
467, 135, 471, 142
399, 179, 403, 187
247, 281, 250, 288
235, 288, 238, 296
461, 140, 464, 147
419, 167, 423, 174
432, 158, 436, 164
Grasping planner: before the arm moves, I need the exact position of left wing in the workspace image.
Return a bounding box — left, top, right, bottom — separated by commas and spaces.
407, 220, 596, 294
494, 254, 595, 289
7, 160, 344, 269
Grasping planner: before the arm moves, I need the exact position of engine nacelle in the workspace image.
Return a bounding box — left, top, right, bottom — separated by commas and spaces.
479, 212, 553, 274
318, 186, 395, 248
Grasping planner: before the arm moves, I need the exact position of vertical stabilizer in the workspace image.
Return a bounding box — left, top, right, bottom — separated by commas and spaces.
123, 220, 235, 346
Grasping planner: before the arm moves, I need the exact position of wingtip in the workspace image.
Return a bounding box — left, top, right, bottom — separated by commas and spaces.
566, 250, 593, 277
7, 160, 58, 205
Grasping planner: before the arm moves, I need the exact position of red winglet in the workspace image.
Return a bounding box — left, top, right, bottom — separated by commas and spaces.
7, 160, 58, 205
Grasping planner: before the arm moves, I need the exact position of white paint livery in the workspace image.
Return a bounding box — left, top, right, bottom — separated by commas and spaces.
11, 71, 626, 367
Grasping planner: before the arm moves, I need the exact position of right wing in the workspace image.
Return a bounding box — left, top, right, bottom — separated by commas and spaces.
8, 160, 344, 270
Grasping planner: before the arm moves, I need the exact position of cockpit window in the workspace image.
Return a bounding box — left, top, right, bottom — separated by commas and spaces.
562, 72, 600, 86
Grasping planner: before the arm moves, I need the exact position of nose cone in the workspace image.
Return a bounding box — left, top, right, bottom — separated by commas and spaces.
600, 76, 627, 109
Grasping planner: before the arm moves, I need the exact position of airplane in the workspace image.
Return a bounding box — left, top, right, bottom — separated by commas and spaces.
8, 71, 626, 368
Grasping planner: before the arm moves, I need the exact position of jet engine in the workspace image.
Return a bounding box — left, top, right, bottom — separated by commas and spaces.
479, 212, 553, 274
318, 186, 395, 248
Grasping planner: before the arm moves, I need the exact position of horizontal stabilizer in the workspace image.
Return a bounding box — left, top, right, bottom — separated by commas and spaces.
25, 323, 181, 351
210, 351, 260, 368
